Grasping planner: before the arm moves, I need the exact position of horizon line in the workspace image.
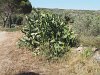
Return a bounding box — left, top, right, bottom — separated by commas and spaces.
32, 7, 100, 11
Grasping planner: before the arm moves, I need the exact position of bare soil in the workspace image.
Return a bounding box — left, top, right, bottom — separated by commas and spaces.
0, 31, 100, 75
0, 31, 39, 75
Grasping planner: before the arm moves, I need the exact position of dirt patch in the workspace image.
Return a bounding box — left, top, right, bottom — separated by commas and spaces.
0, 31, 38, 75
0, 31, 7, 43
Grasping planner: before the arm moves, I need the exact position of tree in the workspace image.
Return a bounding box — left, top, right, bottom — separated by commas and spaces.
0, 0, 32, 28
14, 0, 32, 14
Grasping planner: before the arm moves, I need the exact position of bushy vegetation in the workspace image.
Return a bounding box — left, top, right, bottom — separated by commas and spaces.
35, 8, 100, 48
12, 15, 23, 25
38, 8, 100, 36
17, 8, 100, 59
18, 9, 77, 59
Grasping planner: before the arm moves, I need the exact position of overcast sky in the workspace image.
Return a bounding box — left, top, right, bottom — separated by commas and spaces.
29, 0, 100, 10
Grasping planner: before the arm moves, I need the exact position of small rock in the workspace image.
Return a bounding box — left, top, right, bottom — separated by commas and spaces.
76, 45, 84, 53
92, 47, 98, 52
93, 51, 100, 62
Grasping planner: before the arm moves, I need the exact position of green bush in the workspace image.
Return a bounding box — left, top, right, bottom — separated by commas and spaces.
18, 10, 77, 59
12, 15, 23, 25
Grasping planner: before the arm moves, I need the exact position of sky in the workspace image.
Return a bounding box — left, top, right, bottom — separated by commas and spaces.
29, 0, 100, 10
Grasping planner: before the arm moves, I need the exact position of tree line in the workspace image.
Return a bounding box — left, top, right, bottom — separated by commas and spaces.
0, 0, 32, 28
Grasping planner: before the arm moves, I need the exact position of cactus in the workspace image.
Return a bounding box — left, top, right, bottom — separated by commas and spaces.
19, 9, 77, 59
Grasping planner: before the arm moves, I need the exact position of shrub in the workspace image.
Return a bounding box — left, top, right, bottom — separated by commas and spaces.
18, 10, 77, 59
12, 15, 23, 25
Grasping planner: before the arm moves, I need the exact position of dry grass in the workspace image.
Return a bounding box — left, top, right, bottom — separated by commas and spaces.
79, 36, 100, 48
0, 31, 100, 75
